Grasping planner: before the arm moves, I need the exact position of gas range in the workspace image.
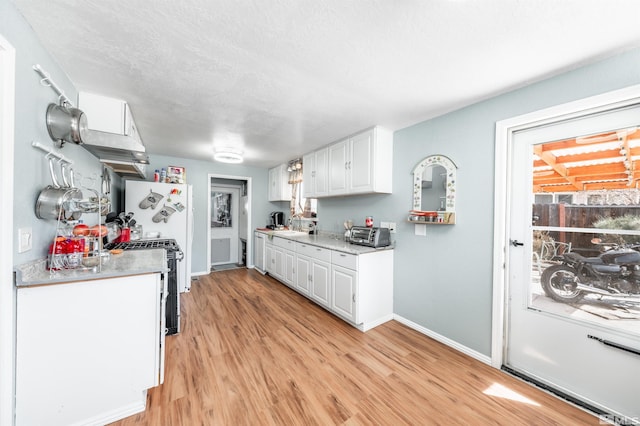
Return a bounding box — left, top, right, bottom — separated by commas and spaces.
106, 238, 182, 253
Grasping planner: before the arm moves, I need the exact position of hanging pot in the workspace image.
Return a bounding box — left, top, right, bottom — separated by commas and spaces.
46, 103, 87, 146
35, 158, 83, 221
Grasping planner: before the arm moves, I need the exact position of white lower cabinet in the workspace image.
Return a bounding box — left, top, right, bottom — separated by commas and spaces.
261, 232, 394, 331
297, 242, 331, 308
294, 253, 312, 295
254, 232, 266, 273
331, 264, 357, 323
283, 248, 295, 287
15, 274, 165, 426
273, 237, 295, 287
310, 258, 331, 307
265, 241, 274, 275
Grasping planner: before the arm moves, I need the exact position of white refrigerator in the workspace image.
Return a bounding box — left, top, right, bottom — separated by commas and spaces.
125, 180, 193, 292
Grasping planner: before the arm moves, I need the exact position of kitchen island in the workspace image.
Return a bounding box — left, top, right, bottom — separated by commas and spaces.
254, 229, 394, 331
13, 249, 168, 426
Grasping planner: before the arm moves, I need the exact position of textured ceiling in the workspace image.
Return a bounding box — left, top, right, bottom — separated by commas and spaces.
12, 0, 640, 168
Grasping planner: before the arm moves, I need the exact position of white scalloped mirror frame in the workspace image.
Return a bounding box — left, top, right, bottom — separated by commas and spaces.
412, 155, 457, 211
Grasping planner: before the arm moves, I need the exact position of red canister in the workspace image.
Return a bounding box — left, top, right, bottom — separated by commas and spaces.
365, 216, 373, 227
120, 227, 131, 242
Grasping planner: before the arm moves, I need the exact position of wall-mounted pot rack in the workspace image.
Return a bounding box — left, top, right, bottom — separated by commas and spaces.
33, 64, 74, 107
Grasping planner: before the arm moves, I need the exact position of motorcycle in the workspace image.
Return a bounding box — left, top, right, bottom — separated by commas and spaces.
541, 238, 640, 303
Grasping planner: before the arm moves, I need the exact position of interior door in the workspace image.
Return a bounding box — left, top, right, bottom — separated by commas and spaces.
506, 103, 640, 422
210, 186, 239, 267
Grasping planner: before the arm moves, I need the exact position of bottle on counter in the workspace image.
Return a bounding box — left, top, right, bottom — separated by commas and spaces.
154, 169, 160, 182
160, 168, 167, 183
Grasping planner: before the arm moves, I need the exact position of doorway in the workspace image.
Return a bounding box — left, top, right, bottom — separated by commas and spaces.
207, 175, 251, 271
494, 86, 640, 423
210, 186, 240, 267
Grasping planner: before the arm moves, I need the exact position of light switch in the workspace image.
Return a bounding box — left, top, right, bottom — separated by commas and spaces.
18, 227, 32, 253
414, 224, 426, 236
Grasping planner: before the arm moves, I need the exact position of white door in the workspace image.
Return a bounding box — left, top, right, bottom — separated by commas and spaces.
506, 101, 640, 421
210, 186, 240, 267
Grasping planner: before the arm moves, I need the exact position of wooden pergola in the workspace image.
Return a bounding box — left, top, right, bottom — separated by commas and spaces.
533, 127, 640, 193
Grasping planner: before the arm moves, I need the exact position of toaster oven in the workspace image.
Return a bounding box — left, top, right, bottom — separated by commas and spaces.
348, 226, 391, 248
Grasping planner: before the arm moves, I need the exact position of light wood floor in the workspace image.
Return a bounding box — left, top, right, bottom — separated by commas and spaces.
110, 268, 598, 425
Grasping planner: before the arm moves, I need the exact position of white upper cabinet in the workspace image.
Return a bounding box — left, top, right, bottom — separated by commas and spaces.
327, 126, 393, 196
78, 92, 138, 138
328, 139, 349, 195
268, 164, 292, 202
303, 147, 328, 198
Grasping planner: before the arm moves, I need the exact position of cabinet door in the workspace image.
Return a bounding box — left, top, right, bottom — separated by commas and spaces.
254, 234, 265, 272
283, 249, 295, 287
265, 244, 274, 275
310, 259, 331, 307
16, 275, 161, 426
314, 147, 329, 197
302, 152, 315, 198
269, 165, 292, 201
295, 254, 311, 295
349, 129, 374, 193
268, 167, 279, 201
274, 246, 284, 279
331, 265, 357, 323
328, 139, 348, 195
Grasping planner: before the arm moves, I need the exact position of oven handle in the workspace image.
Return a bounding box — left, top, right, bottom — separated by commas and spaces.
175, 250, 184, 261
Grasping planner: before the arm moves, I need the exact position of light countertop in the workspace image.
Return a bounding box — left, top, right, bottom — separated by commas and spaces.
15, 249, 168, 287
255, 229, 394, 254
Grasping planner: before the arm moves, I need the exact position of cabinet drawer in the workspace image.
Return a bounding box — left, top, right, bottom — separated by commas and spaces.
273, 237, 295, 250
331, 251, 357, 270
296, 242, 331, 262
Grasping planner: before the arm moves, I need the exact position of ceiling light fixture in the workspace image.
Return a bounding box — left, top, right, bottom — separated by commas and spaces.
213, 149, 243, 164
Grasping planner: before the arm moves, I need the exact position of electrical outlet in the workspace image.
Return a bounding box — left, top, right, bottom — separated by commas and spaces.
388, 222, 396, 233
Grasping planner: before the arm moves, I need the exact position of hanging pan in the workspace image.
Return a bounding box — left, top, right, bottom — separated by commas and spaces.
46, 103, 88, 146
35, 157, 83, 221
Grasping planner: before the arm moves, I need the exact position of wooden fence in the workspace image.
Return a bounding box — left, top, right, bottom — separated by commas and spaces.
532, 204, 640, 251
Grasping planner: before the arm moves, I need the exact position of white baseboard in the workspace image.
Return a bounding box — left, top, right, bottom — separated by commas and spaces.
359, 314, 394, 332
76, 393, 146, 426
191, 271, 210, 277
393, 314, 492, 365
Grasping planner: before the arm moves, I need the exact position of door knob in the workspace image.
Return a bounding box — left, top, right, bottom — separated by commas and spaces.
510, 239, 524, 247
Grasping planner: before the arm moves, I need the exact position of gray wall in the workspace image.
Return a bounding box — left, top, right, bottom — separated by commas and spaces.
142, 154, 270, 274
3, 0, 120, 267
6, 0, 640, 359
316, 47, 640, 356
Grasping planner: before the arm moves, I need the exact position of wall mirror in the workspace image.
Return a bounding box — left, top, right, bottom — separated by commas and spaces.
411, 155, 457, 224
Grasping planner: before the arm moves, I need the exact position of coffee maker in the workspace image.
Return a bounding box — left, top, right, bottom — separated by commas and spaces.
269, 211, 285, 229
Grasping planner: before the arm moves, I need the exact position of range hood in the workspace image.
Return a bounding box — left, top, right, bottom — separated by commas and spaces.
77, 92, 150, 179
81, 129, 149, 179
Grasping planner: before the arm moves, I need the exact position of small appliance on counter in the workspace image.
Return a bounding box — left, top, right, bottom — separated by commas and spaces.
268, 211, 285, 229
348, 226, 391, 248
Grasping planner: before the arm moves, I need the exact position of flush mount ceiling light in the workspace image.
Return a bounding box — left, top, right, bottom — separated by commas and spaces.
213, 149, 243, 164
